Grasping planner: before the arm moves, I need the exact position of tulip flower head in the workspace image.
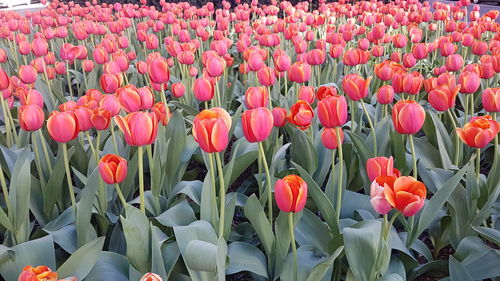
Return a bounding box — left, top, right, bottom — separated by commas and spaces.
18, 265, 58, 281
366, 156, 401, 182
317, 95, 348, 128
392, 100, 426, 135
287, 100, 314, 130
114, 111, 158, 146
320, 127, 344, 150
99, 154, 128, 185
384, 176, 426, 217
482, 88, 500, 113
241, 107, 274, 143
342, 74, 372, 101
456, 115, 500, 148
141, 273, 163, 281
275, 175, 308, 213
192, 107, 231, 153
19, 104, 44, 131
370, 176, 396, 215
47, 111, 79, 143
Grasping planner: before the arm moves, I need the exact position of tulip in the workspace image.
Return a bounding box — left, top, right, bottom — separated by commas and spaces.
366, 156, 400, 182
342, 74, 371, 101
402, 72, 424, 96
193, 77, 214, 102
99, 154, 127, 184
32, 38, 48, 57
316, 86, 338, 101
192, 107, 231, 153
148, 57, 170, 84
114, 111, 158, 146
272, 107, 287, 127
384, 176, 426, 217
73, 106, 93, 132
241, 108, 273, 143
91, 108, 111, 130
288, 62, 311, 84
458, 70, 480, 94
428, 84, 460, 112
18, 265, 58, 281
446, 54, 464, 72
370, 176, 395, 215
141, 273, 163, 281
19, 65, 37, 84
377, 85, 395, 105
47, 111, 79, 143
19, 89, 44, 108
287, 100, 314, 130
171, 82, 185, 98
257, 66, 275, 86
245, 86, 268, 109
457, 115, 500, 149
275, 175, 307, 213
320, 127, 344, 150
298, 86, 315, 104
100, 74, 121, 94
392, 100, 426, 135
19, 104, 44, 131
317, 95, 348, 128
0, 68, 9, 90
482, 88, 500, 113
205, 56, 226, 77
152, 102, 172, 126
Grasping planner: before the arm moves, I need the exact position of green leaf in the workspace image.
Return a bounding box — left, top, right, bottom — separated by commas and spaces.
200, 172, 218, 228
156, 200, 196, 227
172, 181, 202, 205
151, 226, 168, 279
0, 206, 13, 232
9, 149, 32, 233
472, 226, 500, 246
216, 237, 227, 281
346, 130, 373, 167
121, 205, 151, 273
84, 251, 130, 281
57, 237, 104, 280
45, 147, 75, 214
165, 110, 187, 194
76, 167, 99, 247
429, 111, 453, 169
449, 256, 473, 281
305, 246, 343, 281
243, 194, 275, 256
291, 130, 318, 175
295, 209, 332, 254
226, 241, 268, 278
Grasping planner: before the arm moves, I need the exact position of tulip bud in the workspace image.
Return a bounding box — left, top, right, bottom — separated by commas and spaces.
392, 100, 426, 135
298, 86, 315, 104
19, 65, 37, 84
245, 86, 268, 109
272, 107, 287, 127
342, 74, 371, 101
99, 154, 128, 184
458, 71, 480, 94
171, 82, 185, 98
193, 77, 214, 102
482, 88, 500, 113
275, 175, 308, 213
47, 111, 79, 143
445, 54, 464, 72
320, 127, 344, 149
100, 73, 121, 94
148, 57, 170, 84
192, 107, 231, 153
376, 85, 395, 105
317, 95, 348, 128
242, 108, 274, 143
19, 104, 44, 131
257, 66, 275, 86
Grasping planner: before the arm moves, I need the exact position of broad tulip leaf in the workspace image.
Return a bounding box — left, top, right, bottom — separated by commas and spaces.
56, 237, 104, 280
226, 241, 268, 278
76, 167, 99, 247
243, 194, 274, 256
449, 256, 473, 281
291, 129, 318, 175
305, 246, 343, 281
156, 200, 196, 227
84, 251, 130, 281
121, 205, 151, 274
472, 226, 500, 246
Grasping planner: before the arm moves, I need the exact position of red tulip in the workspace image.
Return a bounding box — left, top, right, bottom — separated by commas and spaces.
31, 38, 48, 57
366, 156, 400, 182
445, 54, 464, 72
458, 71, 480, 94
47, 111, 79, 143
275, 175, 308, 213
402, 71, 424, 96
19, 65, 37, 84
152, 102, 172, 126
272, 107, 287, 127
99, 94, 121, 116
376, 85, 395, 105
91, 108, 111, 130
287, 100, 314, 130
257, 66, 275, 86
245, 86, 268, 109
148, 57, 170, 84
392, 100, 426, 135
99, 154, 128, 185
342, 74, 372, 101
100, 74, 121, 94
316, 86, 338, 101
242, 107, 274, 143
456, 115, 500, 148
320, 127, 344, 149
384, 176, 426, 216
317, 95, 348, 128
298, 86, 315, 104
193, 77, 214, 102
0, 68, 9, 90
73, 106, 93, 132
19, 104, 44, 131
140, 273, 163, 281
114, 112, 158, 146
205, 56, 226, 78
428, 84, 460, 111
482, 88, 500, 112
288, 62, 311, 84
192, 107, 231, 153
171, 82, 185, 98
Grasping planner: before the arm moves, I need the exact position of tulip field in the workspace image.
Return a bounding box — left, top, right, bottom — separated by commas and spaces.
1, 0, 500, 280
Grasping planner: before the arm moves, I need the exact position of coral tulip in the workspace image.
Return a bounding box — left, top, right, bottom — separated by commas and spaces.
18, 265, 58, 281
456, 115, 500, 148
370, 176, 395, 215
193, 77, 214, 102
114, 112, 158, 146
287, 100, 314, 130
342, 74, 371, 101
317, 95, 348, 128
241, 107, 274, 143
392, 100, 426, 135
428, 84, 460, 111
47, 111, 79, 143
384, 176, 426, 216
245, 86, 268, 109
19, 65, 37, 84
18, 104, 44, 131
275, 175, 308, 213
98, 154, 128, 184
366, 156, 400, 182
320, 127, 344, 149
140, 273, 163, 281
148, 57, 170, 84
482, 88, 500, 112
192, 107, 231, 153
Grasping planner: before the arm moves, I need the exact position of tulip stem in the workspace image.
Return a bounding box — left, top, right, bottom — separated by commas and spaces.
447, 110, 460, 166
208, 153, 218, 228
494, 113, 498, 165
85, 131, 98, 162
62, 143, 76, 213
38, 130, 53, 173
32, 132, 46, 187
360, 100, 377, 154
409, 134, 418, 179
66, 62, 74, 99
0, 157, 11, 219
259, 142, 273, 226
288, 212, 298, 281
0, 95, 13, 147
114, 183, 128, 209
110, 121, 119, 155
335, 127, 344, 222
215, 152, 226, 238
330, 148, 336, 203
138, 146, 145, 214
476, 148, 481, 183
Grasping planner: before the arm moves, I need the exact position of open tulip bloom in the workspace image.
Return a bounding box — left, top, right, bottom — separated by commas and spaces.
0, 1, 500, 281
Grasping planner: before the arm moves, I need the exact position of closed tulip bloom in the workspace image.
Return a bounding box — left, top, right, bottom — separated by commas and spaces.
445, 54, 464, 72
376, 85, 395, 105
114, 112, 158, 146
245, 86, 269, 109
342, 74, 372, 101
100, 73, 121, 94
18, 265, 58, 281
20, 89, 44, 108
91, 108, 111, 130
47, 111, 79, 143
275, 175, 308, 213
288, 61, 311, 84
366, 156, 400, 182
137, 86, 154, 110
458, 71, 480, 94
274, 53, 291, 72
19, 65, 37, 84
428, 84, 460, 111
479, 63, 495, 79
456, 115, 500, 148
272, 107, 287, 127
82, 60, 95, 72
392, 34, 408, 48
392, 100, 426, 135
316, 86, 338, 101
402, 71, 424, 95
306, 49, 326, 65
257, 66, 275, 86
148, 57, 170, 84
205, 56, 226, 77
99, 154, 128, 184
32, 38, 48, 57
287, 100, 314, 130
99, 94, 121, 116
402, 53, 417, 68
0, 68, 9, 90
140, 273, 163, 281
370, 176, 395, 215
171, 82, 185, 98
482, 88, 500, 112
117, 85, 142, 113
374, 60, 404, 81
19, 104, 44, 131
152, 102, 172, 126
298, 86, 315, 104
192, 107, 231, 153
193, 77, 214, 102
320, 127, 344, 149
411, 43, 428, 60
384, 176, 426, 216
73, 106, 93, 131
317, 95, 347, 128
242, 108, 274, 143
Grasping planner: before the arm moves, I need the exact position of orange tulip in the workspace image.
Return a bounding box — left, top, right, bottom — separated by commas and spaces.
47, 111, 79, 143
384, 176, 426, 217
99, 154, 128, 184
342, 74, 371, 101
114, 111, 158, 146
456, 115, 500, 148
317, 95, 347, 128
275, 175, 308, 213
192, 107, 231, 153
18, 265, 58, 281
19, 104, 44, 131
140, 273, 163, 281
366, 156, 400, 182
428, 84, 460, 111
287, 100, 314, 130
91, 108, 111, 130
316, 86, 338, 101
152, 102, 172, 126
245, 86, 268, 109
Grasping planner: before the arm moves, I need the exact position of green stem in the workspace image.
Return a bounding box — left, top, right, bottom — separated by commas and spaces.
0, 157, 11, 218
476, 148, 481, 183
85, 131, 98, 161
289, 212, 298, 281
360, 101, 377, 154
97, 177, 107, 215
215, 152, 226, 238
335, 127, 344, 222
258, 142, 273, 226
138, 146, 145, 214
62, 143, 76, 213
330, 148, 336, 202
32, 132, 46, 187
447, 110, 460, 166
114, 183, 127, 209
409, 134, 417, 179
38, 130, 53, 172
494, 113, 498, 165
208, 153, 218, 228
110, 121, 119, 154
66, 62, 74, 99
0, 95, 13, 147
